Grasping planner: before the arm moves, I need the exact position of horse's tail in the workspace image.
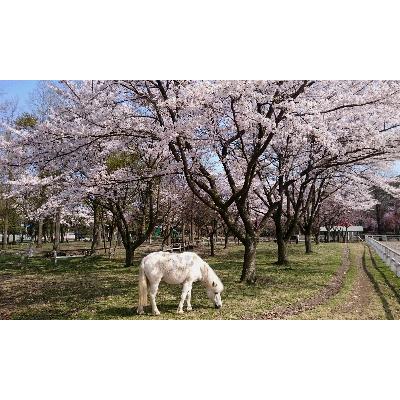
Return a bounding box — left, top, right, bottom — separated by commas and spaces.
138, 260, 149, 310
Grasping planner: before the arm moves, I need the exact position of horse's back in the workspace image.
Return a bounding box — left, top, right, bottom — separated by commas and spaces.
140, 251, 203, 284
141, 251, 204, 265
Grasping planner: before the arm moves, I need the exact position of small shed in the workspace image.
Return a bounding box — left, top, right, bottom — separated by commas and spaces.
320, 226, 363, 241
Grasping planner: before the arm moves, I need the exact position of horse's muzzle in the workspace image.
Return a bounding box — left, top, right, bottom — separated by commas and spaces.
215, 304, 221, 309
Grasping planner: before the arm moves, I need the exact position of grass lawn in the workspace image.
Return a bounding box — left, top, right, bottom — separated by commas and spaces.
0, 241, 344, 319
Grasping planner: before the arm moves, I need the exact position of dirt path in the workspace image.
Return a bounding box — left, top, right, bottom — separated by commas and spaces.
290, 243, 400, 320
328, 244, 400, 319
330, 245, 373, 317
254, 245, 351, 320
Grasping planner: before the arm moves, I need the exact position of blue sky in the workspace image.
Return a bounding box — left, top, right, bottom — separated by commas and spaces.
0, 80, 39, 113
390, 160, 400, 176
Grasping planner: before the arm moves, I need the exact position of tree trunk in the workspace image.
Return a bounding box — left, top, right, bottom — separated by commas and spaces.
37, 218, 43, 248
60, 225, 65, 243
43, 223, 48, 243
224, 231, 229, 249
50, 223, 54, 243
274, 212, 289, 265
190, 217, 193, 242
161, 223, 170, 250
108, 224, 115, 256
125, 244, 134, 268
305, 233, 312, 254
91, 201, 102, 255
167, 224, 172, 246
276, 234, 288, 265
53, 210, 61, 252
273, 202, 290, 265
115, 220, 134, 268
101, 214, 107, 253
2, 201, 8, 250
240, 236, 257, 283
209, 231, 215, 256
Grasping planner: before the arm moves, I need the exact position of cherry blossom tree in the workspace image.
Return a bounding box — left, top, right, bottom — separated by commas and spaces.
0, 98, 20, 249
251, 81, 400, 264
4, 80, 400, 284
4, 81, 176, 265
124, 80, 320, 281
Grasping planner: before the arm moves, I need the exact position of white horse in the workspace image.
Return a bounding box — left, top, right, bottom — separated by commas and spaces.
136, 251, 224, 315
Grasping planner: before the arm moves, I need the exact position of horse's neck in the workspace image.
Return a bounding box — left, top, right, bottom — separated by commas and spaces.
201, 264, 214, 285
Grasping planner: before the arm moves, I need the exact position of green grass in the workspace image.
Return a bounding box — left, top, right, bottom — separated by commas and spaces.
0, 242, 344, 320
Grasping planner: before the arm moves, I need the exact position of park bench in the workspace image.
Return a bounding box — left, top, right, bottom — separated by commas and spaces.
167, 241, 195, 252
47, 248, 91, 264
272, 236, 299, 244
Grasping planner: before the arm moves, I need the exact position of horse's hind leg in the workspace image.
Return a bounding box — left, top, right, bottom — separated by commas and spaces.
177, 282, 192, 314
149, 281, 161, 316
137, 305, 145, 315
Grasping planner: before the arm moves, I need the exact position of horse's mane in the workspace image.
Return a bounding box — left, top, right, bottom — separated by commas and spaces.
201, 263, 224, 292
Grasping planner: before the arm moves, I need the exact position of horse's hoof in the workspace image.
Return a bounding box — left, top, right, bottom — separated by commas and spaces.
177, 309, 184, 314
187, 307, 192, 311
153, 310, 161, 316
137, 309, 145, 315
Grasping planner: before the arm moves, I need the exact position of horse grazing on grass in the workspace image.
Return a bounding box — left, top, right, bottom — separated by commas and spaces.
137, 251, 224, 315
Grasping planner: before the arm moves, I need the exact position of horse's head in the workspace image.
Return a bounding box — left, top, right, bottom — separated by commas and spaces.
207, 280, 224, 309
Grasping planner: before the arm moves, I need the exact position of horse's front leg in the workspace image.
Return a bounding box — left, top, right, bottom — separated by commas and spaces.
177, 282, 192, 314
186, 286, 193, 311
149, 281, 161, 316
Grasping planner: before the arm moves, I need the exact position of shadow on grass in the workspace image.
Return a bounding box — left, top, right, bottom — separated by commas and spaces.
368, 247, 400, 306
0, 253, 126, 274
362, 246, 394, 320
271, 264, 294, 271
97, 306, 137, 318
97, 302, 215, 318
9, 304, 79, 320
0, 274, 136, 310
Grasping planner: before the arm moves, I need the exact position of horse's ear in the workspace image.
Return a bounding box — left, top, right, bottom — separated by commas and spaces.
212, 281, 216, 287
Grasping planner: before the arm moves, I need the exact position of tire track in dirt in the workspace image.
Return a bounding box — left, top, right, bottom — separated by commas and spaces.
248, 244, 350, 320
330, 244, 374, 318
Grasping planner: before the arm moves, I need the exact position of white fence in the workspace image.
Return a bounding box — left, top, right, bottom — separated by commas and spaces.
366, 234, 400, 242
365, 235, 400, 277
0, 234, 33, 243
